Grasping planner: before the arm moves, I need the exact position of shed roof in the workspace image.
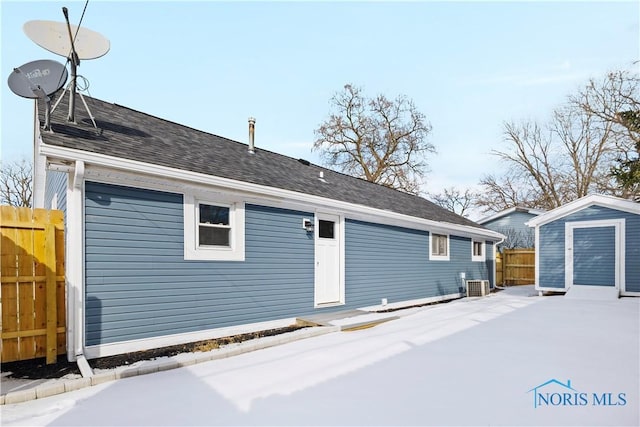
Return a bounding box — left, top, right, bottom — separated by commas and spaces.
526, 194, 640, 227
38, 93, 488, 231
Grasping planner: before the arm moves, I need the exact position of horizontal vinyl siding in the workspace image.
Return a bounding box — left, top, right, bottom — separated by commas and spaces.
85, 182, 314, 346
44, 170, 67, 213
627, 211, 640, 293
344, 219, 491, 307
538, 205, 640, 291
539, 220, 567, 288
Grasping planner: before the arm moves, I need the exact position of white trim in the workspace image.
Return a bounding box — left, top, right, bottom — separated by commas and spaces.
183, 194, 245, 261
534, 225, 541, 290
66, 160, 85, 361
471, 239, 485, 262
527, 194, 640, 227
84, 317, 297, 359
358, 292, 462, 312
429, 233, 450, 261
40, 144, 503, 241
564, 219, 625, 292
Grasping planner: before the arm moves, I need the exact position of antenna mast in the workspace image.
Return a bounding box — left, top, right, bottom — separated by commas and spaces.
62, 6, 80, 122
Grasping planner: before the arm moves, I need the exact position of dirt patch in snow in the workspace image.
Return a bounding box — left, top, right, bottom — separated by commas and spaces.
1, 325, 309, 380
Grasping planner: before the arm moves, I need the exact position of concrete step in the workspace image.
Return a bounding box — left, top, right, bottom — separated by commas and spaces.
297, 310, 400, 331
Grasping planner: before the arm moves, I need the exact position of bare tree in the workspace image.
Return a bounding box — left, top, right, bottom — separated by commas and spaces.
314, 84, 434, 195
428, 187, 478, 217
495, 227, 535, 249
479, 70, 638, 212
475, 173, 547, 214
1, 159, 33, 208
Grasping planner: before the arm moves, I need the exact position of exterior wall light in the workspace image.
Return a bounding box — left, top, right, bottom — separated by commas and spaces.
303, 218, 314, 232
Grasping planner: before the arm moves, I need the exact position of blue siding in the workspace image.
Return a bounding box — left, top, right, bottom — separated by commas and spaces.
44, 170, 67, 214
345, 219, 492, 306
85, 182, 315, 346
573, 227, 615, 286
84, 181, 498, 346
538, 205, 640, 292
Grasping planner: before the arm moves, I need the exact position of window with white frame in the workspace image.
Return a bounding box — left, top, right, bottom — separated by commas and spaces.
429, 233, 449, 261
183, 194, 245, 261
472, 240, 485, 262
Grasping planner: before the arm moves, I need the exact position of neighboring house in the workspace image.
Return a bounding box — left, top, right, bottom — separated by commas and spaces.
33, 94, 503, 362
526, 194, 640, 297
477, 206, 546, 250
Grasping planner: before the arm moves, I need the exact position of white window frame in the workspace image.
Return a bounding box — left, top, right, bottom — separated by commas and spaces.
429, 233, 450, 261
472, 240, 485, 262
183, 193, 245, 261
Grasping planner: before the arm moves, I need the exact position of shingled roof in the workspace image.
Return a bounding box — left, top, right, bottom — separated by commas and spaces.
38, 93, 484, 229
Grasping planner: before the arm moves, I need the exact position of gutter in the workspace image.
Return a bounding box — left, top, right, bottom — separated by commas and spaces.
41, 143, 504, 241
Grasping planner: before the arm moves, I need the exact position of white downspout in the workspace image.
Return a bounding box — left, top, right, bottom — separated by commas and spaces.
33, 100, 47, 208
494, 236, 506, 290
66, 160, 93, 377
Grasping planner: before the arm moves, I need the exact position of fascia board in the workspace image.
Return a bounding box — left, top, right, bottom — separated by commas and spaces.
40, 143, 504, 240
527, 195, 640, 227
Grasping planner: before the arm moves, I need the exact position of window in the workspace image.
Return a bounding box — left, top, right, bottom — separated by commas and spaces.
318, 220, 335, 239
472, 240, 485, 262
429, 233, 449, 261
198, 204, 230, 247
184, 194, 245, 261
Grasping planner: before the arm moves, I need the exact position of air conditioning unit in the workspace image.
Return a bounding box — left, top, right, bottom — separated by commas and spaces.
466, 280, 490, 297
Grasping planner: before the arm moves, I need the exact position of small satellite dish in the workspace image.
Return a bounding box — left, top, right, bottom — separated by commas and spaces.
24, 20, 110, 60
8, 59, 68, 99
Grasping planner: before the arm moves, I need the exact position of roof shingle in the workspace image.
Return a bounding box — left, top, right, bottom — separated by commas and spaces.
39, 93, 484, 229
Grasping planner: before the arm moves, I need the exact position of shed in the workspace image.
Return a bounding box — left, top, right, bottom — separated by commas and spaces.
527, 194, 640, 297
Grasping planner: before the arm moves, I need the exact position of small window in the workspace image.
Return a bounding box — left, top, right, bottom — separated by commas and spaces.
318, 220, 335, 239
472, 240, 485, 262
198, 204, 230, 247
184, 194, 245, 261
430, 233, 449, 261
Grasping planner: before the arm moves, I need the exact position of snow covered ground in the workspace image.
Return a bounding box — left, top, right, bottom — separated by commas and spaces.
2, 286, 638, 426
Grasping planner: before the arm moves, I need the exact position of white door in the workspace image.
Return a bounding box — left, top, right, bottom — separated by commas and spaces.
565, 219, 624, 289
315, 213, 341, 305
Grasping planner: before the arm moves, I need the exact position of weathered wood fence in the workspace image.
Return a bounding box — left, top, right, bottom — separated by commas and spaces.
1, 206, 65, 364
496, 248, 535, 286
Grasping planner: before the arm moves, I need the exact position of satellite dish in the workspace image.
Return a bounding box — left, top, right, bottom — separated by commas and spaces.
8, 59, 68, 99
24, 20, 110, 60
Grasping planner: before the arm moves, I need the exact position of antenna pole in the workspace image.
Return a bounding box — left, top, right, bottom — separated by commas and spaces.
62, 7, 80, 123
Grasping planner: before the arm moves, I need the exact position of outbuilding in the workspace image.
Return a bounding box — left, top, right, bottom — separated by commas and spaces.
527, 194, 640, 298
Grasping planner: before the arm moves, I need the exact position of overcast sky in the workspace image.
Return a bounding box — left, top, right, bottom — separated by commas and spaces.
2, 0, 638, 209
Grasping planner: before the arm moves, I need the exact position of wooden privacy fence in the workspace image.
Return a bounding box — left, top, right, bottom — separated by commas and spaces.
496, 248, 535, 286
1, 206, 65, 364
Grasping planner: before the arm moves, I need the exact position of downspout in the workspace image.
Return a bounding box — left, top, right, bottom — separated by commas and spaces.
66, 160, 93, 377
32, 100, 47, 208
494, 235, 507, 290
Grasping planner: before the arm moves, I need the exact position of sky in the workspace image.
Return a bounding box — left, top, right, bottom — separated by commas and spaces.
2, 286, 639, 425
1, 0, 639, 215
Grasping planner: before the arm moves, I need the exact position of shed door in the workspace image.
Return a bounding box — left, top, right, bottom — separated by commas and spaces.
314, 213, 342, 305
565, 220, 623, 289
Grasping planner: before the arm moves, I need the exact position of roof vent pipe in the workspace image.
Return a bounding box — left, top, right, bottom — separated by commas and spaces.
248, 117, 256, 154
